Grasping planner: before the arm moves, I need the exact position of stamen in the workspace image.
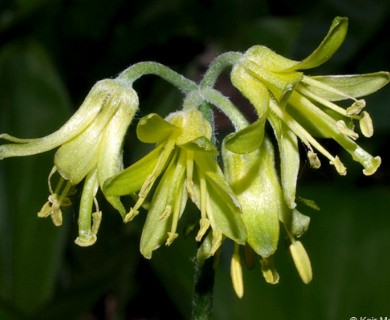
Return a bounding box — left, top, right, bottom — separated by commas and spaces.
195, 218, 210, 241
125, 174, 157, 222
307, 150, 321, 169
260, 256, 280, 284
48, 166, 57, 194
139, 174, 156, 199
186, 151, 196, 202
57, 181, 73, 206
91, 211, 102, 236
38, 169, 74, 226
91, 197, 102, 237
359, 111, 374, 138
49, 196, 63, 226
210, 230, 223, 256
230, 244, 244, 298
200, 172, 207, 220
166, 232, 178, 245
37, 201, 52, 218
270, 99, 336, 163
336, 120, 359, 140
298, 84, 348, 116
159, 205, 172, 220
346, 99, 366, 116
289, 239, 312, 284
330, 156, 347, 175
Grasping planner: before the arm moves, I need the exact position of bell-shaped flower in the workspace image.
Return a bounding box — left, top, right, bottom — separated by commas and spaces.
231, 16, 389, 184
104, 108, 246, 259
0, 79, 139, 246
223, 126, 312, 297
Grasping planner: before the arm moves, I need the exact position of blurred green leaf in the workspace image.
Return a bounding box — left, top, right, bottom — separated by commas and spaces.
212, 184, 390, 320
0, 40, 71, 315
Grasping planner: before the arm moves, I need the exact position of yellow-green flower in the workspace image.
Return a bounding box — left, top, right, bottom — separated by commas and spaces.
223, 127, 312, 297
231, 17, 389, 183
104, 108, 246, 259
0, 79, 139, 246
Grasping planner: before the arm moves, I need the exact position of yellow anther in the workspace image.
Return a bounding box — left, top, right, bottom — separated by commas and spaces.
346, 99, 366, 116
230, 245, 244, 298
260, 256, 280, 284
159, 205, 172, 220
210, 230, 223, 256
307, 150, 321, 169
330, 156, 347, 175
195, 218, 210, 241
289, 240, 312, 284
166, 232, 178, 245
359, 111, 374, 138
91, 211, 102, 236
336, 120, 359, 140
124, 208, 139, 223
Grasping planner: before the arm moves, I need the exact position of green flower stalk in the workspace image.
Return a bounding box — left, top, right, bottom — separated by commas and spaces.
231, 17, 389, 181
0, 79, 139, 246
104, 108, 246, 259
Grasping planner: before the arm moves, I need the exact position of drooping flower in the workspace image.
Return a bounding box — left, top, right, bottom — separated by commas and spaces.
222, 126, 312, 297
0, 79, 139, 246
231, 17, 389, 188
223, 16, 389, 297
103, 108, 246, 259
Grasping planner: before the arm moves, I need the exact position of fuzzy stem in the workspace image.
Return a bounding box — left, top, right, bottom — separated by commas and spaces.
200, 52, 242, 88
201, 88, 249, 130
191, 257, 215, 320
116, 61, 197, 92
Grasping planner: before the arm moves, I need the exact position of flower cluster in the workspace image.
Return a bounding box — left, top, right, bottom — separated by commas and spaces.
1, 16, 388, 298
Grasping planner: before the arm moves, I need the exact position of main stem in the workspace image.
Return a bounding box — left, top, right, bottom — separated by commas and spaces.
191, 257, 215, 320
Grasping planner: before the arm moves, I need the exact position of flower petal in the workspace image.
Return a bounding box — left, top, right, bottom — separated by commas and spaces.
244, 45, 297, 71
231, 64, 270, 118
224, 137, 281, 257
0, 79, 114, 159
104, 142, 168, 196
137, 113, 179, 143
54, 96, 119, 184
269, 113, 300, 209
287, 17, 348, 71
179, 136, 219, 155
98, 88, 138, 216
140, 151, 186, 259
223, 119, 265, 154
310, 72, 390, 101
193, 153, 246, 245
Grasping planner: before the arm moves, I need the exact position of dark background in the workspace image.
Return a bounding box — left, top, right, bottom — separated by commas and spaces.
1, 0, 389, 319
